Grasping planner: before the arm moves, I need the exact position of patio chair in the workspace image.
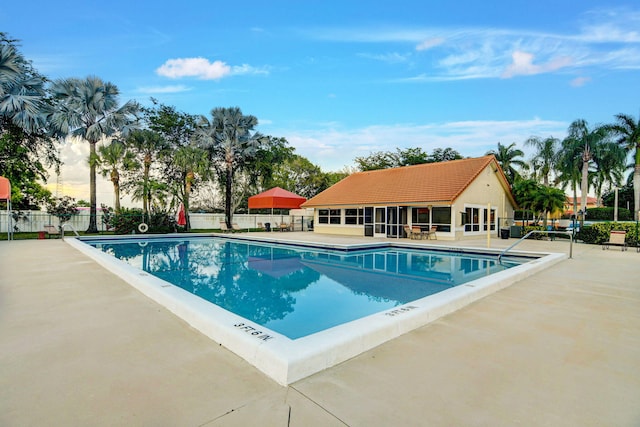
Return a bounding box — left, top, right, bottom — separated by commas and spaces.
279, 223, 291, 232
426, 226, 438, 240
219, 223, 230, 233
257, 222, 265, 231
44, 225, 60, 238
411, 226, 425, 240
602, 230, 627, 251
232, 223, 242, 232
404, 225, 418, 239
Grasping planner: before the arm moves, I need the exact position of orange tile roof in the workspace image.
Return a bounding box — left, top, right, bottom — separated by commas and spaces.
302, 155, 513, 207
564, 196, 597, 205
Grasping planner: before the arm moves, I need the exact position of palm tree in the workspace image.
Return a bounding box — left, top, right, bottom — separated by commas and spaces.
50, 76, 140, 232
96, 140, 136, 212
556, 137, 584, 217
511, 178, 540, 223
564, 119, 612, 215
609, 113, 640, 220
592, 140, 626, 207
525, 136, 559, 186
0, 39, 50, 133
1, 35, 59, 210
173, 145, 210, 230
532, 185, 566, 228
486, 142, 526, 184
125, 129, 167, 220
195, 107, 267, 228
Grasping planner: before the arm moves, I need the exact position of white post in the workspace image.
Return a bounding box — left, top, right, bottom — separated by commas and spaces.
487, 202, 491, 248
614, 187, 619, 222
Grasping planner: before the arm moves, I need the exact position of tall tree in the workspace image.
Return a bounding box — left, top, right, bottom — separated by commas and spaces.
592, 140, 626, 206
96, 140, 136, 212
195, 107, 267, 228
609, 112, 640, 220
396, 147, 429, 166
525, 136, 559, 186
486, 142, 526, 184
172, 145, 210, 230
124, 129, 167, 219
270, 155, 332, 199
354, 151, 395, 171
248, 136, 294, 190
429, 147, 463, 163
0, 33, 58, 209
143, 100, 197, 192
50, 76, 140, 232
556, 137, 584, 216
563, 119, 612, 215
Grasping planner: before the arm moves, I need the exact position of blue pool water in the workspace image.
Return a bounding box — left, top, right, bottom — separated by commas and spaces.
86, 237, 525, 339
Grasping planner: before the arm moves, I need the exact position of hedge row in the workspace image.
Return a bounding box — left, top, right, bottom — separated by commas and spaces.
522, 223, 640, 245
576, 222, 640, 246
584, 207, 633, 221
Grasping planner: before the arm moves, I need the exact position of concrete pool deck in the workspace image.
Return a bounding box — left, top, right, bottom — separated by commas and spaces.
1, 234, 639, 426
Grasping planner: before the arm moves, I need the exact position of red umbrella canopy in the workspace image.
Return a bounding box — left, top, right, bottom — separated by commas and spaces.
0, 176, 10, 200
176, 203, 186, 226
248, 187, 306, 209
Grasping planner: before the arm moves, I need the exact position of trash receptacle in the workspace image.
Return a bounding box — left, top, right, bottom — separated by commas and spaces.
38, 231, 46, 240
510, 225, 523, 238
264, 222, 271, 232
500, 228, 510, 239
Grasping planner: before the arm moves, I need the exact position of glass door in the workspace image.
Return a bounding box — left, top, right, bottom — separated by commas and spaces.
364, 207, 374, 236
386, 206, 399, 237
374, 207, 386, 237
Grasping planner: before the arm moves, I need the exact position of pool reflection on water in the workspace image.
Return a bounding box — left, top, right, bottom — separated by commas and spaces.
90, 237, 521, 339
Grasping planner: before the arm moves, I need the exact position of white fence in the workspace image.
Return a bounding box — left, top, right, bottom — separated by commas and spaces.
0, 210, 313, 234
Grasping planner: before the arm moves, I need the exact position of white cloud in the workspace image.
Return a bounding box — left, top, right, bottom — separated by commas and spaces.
302, 8, 640, 81
416, 37, 444, 51
231, 63, 269, 75
156, 58, 269, 80
156, 57, 232, 79
577, 9, 640, 43
502, 51, 573, 78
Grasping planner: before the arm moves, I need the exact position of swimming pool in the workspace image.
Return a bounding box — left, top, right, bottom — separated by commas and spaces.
67, 234, 565, 385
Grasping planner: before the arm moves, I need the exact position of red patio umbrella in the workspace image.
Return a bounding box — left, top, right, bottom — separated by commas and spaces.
248, 187, 306, 210
176, 203, 187, 226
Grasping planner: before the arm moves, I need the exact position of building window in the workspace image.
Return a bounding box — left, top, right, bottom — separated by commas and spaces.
345, 208, 363, 225
318, 209, 329, 224
411, 207, 430, 224
465, 207, 480, 231
329, 209, 341, 224
432, 207, 451, 232
319, 209, 342, 224
483, 208, 496, 231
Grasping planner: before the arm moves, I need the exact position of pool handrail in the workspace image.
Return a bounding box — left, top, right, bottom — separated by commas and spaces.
61, 223, 80, 239
498, 230, 573, 263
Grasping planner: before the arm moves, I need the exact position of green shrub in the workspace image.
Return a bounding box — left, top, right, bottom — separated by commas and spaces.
147, 206, 176, 233
523, 225, 545, 239
110, 208, 144, 234
585, 207, 632, 221
107, 207, 176, 234
576, 222, 639, 245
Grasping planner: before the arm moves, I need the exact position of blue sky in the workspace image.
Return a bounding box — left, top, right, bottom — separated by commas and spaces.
2, 1, 640, 201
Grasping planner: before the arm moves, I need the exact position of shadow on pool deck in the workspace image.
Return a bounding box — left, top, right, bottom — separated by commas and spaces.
1, 234, 639, 426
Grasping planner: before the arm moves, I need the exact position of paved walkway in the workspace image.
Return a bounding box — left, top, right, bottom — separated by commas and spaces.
1, 235, 639, 426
